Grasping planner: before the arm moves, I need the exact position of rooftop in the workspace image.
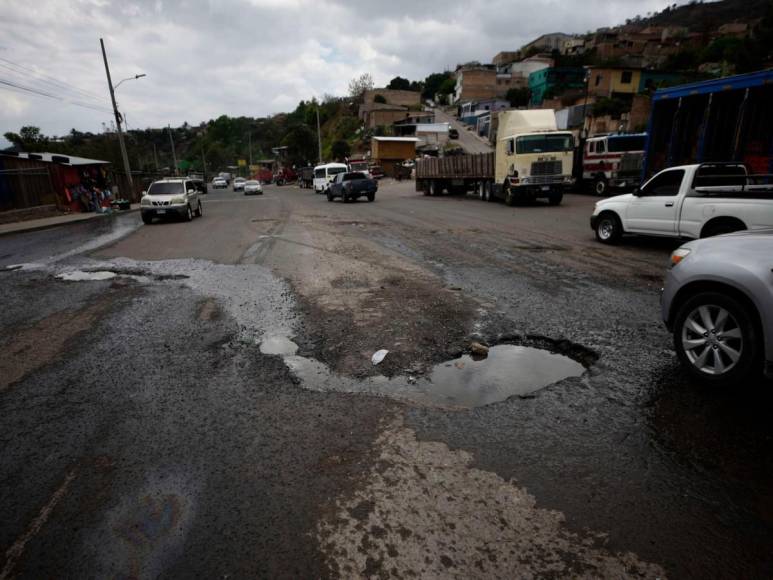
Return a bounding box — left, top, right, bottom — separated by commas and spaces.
372, 137, 421, 142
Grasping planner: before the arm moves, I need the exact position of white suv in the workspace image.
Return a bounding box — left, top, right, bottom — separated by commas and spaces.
141, 178, 204, 224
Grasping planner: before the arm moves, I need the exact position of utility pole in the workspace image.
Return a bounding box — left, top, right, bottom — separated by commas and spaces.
316, 105, 322, 163
248, 132, 253, 166
100, 38, 134, 196
153, 143, 159, 171
167, 125, 178, 175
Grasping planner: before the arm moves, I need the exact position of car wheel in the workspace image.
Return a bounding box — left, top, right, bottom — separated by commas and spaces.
185, 204, 193, 222
673, 291, 760, 386
594, 177, 608, 196
195, 201, 203, 217
367, 193, 375, 202
327, 192, 333, 202
595, 212, 622, 244
141, 213, 153, 225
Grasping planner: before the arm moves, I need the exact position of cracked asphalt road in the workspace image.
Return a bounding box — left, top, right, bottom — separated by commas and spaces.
1, 181, 772, 578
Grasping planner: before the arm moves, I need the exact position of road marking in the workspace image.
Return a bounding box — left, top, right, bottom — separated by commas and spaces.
0, 468, 78, 580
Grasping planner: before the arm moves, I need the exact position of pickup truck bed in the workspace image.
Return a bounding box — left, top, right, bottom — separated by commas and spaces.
591, 163, 773, 243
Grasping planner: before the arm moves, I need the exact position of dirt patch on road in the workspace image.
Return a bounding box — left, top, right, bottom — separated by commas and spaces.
0, 289, 128, 391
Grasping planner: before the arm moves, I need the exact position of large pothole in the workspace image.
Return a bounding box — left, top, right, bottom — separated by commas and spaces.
265, 337, 590, 409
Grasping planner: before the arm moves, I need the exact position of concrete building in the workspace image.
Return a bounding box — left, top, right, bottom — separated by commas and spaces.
493, 51, 522, 70
528, 67, 586, 106
371, 137, 418, 177
522, 33, 571, 53
454, 66, 497, 103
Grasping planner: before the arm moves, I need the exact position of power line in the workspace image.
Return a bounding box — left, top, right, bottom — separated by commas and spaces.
0, 77, 114, 115
0, 56, 108, 104
0, 61, 110, 108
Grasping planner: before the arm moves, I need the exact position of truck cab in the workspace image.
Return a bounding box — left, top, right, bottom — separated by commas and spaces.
495, 110, 574, 206
583, 133, 647, 195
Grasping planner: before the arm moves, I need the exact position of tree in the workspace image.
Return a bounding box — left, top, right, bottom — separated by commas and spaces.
422, 71, 454, 99
387, 76, 411, 90
281, 124, 317, 166
331, 140, 351, 161
4, 125, 46, 149
348, 73, 374, 102
438, 77, 456, 98
505, 87, 531, 108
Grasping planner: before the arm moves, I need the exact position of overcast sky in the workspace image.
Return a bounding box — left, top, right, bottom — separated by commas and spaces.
0, 0, 689, 146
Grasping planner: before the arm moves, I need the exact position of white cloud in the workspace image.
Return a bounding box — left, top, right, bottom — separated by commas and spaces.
1, 0, 689, 146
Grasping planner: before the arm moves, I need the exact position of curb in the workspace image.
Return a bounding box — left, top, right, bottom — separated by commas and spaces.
0, 207, 140, 238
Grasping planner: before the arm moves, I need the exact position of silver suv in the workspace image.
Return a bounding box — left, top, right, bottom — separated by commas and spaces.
661, 229, 773, 385
141, 178, 204, 224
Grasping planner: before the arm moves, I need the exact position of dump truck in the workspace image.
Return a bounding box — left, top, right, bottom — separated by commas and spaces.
415, 110, 575, 205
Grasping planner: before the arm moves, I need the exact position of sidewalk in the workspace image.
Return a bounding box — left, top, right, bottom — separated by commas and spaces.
0, 204, 140, 237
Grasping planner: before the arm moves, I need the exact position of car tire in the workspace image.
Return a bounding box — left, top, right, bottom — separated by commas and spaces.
141, 213, 153, 225
594, 176, 608, 196
195, 201, 203, 217
673, 291, 760, 386
595, 212, 622, 244
327, 192, 333, 202
185, 204, 193, 222
367, 193, 375, 202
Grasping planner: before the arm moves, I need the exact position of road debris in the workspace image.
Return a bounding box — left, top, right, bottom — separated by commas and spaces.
371, 349, 389, 365
470, 341, 489, 357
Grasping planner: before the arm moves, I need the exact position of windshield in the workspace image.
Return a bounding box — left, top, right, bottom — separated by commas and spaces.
148, 182, 184, 195
234, 177, 245, 182
515, 134, 573, 154
608, 135, 646, 152
245, 180, 259, 186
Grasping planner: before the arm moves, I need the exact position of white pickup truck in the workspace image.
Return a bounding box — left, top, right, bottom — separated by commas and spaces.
591, 163, 773, 244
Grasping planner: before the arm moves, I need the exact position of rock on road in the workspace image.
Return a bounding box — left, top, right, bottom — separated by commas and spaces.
1, 181, 772, 579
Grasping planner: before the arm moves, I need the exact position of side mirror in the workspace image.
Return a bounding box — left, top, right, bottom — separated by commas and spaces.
632, 187, 641, 196
141, 190, 147, 196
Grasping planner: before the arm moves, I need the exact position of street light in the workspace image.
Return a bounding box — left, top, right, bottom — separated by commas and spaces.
114, 73, 147, 91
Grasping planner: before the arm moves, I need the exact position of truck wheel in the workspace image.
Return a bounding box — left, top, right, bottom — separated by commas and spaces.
673, 291, 759, 386
478, 182, 486, 200
595, 212, 622, 244
367, 193, 375, 202
548, 192, 563, 206
486, 182, 495, 202
594, 177, 608, 196
429, 181, 438, 196
701, 220, 746, 238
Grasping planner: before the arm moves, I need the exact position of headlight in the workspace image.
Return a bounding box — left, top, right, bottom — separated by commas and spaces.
170, 196, 185, 204
521, 177, 530, 184
141, 197, 151, 206
670, 248, 691, 267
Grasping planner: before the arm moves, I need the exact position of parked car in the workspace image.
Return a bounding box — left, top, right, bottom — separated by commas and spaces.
243, 180, 263, 195
327, 171, 378, 203
212, 177, 227, 189
141, 178, 204, 224
449, 128, 459, 139
591, 162, 773, 244
233, 177, 246, 191
661, 229, 773, 386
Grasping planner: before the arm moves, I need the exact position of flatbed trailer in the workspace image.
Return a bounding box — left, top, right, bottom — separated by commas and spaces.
415, 153, 494, 196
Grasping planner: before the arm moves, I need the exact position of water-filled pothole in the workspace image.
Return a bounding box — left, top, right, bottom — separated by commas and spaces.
423, 345, 584, 407
279, 343, 586, 409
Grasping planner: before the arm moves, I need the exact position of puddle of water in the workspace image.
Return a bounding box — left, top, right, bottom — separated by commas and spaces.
57, 270, 118, 281
260, 335, 299, 356
283, 344, 585, 409
423, 345, 584, 407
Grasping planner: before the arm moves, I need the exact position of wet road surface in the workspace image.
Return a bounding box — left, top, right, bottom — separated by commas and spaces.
1, 182, 772, 578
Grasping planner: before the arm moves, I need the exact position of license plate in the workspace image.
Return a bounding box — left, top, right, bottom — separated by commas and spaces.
540, 186, 550, 191
157, 209, 166, 214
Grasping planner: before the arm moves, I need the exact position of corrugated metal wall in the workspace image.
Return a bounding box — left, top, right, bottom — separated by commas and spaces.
0, 156, 57, 211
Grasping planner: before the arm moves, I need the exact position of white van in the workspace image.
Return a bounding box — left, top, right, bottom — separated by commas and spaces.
313, 163, 347, 193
